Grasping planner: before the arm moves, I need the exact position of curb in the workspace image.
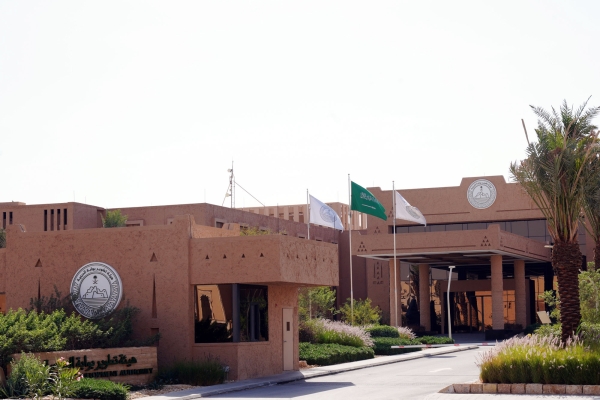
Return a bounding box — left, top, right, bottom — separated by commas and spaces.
440, 382, 600, 396
145, 345, 479, 399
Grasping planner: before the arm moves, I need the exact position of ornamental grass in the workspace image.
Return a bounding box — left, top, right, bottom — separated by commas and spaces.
477, 334, 600, 385
300, 319, 373, 348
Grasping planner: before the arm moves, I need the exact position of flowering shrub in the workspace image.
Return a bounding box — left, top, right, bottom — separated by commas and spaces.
477, 334, 600, 385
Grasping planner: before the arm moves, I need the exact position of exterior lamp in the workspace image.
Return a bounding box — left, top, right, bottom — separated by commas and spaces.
447, 266, 455, 340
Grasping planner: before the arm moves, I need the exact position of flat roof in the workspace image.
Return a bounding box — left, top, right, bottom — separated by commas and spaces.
352, 224, 551, 267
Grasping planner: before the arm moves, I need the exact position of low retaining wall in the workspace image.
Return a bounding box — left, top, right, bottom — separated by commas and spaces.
442, 382, 600, 395
12, 347, 157, 386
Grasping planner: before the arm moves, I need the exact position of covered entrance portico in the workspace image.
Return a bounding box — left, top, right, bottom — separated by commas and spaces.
352, 224, 552, 336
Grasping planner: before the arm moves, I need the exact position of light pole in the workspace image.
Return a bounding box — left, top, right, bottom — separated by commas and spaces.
446, 266, 455, 340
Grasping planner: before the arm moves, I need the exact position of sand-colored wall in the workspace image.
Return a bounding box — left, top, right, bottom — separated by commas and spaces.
115, 203, 340, 243
189, 235, 338, 286
3, 218, 192, 368
0, 203, 102, 232
366, 176, 543, 229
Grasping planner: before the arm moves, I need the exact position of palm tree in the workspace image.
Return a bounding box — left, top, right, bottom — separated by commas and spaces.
510, 99, 600, 343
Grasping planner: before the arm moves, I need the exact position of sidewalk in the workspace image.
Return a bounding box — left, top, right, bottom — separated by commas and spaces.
144, 345, 479, 399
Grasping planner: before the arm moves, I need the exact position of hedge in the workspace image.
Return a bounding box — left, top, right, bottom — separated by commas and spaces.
365, 325, 399, 338
299, 343, 374, 366
372, 336, 454, 355
72, 378, 129, 400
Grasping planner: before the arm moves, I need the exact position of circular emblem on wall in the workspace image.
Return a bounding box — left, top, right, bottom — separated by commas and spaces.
319, 205, 336, 223
467, 179, 497, 209
70, 262, 123, 319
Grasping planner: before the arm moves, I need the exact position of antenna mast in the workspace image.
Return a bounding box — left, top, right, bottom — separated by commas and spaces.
222, 161, 235, 208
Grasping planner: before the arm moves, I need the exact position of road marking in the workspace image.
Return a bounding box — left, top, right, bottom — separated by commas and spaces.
429, 368, 452, 373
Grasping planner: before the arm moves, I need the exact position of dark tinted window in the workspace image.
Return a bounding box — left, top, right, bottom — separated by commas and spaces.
510, 221, 528, 236
528, 220, 546, 237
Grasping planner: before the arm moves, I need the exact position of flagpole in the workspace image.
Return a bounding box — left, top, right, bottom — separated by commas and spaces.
307, 189, 310, 240
348, 174, 354, 325
393, 181, 399, 328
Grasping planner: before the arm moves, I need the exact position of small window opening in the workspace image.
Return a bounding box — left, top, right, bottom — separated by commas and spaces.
9, 212, 12, 225
44, 210, 48, 231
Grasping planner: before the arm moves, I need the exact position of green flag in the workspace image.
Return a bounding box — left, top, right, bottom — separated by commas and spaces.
350, 181, 387, 220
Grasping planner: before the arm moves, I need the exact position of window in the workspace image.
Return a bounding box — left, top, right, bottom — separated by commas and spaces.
194, 284, 268, 343
239, 284, 268, 342
195, 285, 233, 343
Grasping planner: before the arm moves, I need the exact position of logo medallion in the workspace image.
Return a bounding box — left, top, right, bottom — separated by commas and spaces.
319, 205, 337, 223
467, 179, 497, 209
71, 262, 123, 319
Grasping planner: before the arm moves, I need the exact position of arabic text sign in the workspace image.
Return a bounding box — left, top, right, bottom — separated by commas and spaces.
12, 346, 157, 385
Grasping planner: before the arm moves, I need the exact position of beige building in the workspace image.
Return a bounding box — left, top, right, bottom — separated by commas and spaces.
0, 202, 338, 380
239, 202, 367, 232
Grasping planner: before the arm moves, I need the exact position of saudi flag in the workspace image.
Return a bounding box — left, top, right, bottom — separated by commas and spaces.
394, 191, 426, 226
309, 195, 344, 230
350, 181, 387, 221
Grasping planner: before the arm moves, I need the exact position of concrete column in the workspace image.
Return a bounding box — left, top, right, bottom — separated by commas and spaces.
491, 255, 504, 330
419, 264, 431, 331
514, 260, 527, 329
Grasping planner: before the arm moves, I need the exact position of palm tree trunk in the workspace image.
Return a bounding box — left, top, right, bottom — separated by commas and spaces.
594, 241, 600, 271
552, 242, 582, 343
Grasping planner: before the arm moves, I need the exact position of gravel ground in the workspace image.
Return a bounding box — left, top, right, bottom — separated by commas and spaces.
129, 384, 200, 399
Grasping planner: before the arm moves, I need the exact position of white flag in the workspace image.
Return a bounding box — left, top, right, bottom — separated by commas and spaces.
309, 195, 344, 231
394, 191, 426, 226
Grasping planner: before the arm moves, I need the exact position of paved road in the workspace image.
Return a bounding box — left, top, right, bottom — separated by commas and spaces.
210, 348, 483, 399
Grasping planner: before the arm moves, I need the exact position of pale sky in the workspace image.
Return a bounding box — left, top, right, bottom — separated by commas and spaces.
1, 1, 599, 209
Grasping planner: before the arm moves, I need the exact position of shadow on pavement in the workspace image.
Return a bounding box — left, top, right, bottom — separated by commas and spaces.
212, 381, 355, 398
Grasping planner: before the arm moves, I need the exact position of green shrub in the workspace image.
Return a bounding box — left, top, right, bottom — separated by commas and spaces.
339, 298, 381, 326
299, 343, 374, 366
580, 269, 600, 324
371, 335, 454, 355
416, 336, 454, 345
0, 353, 82, 400
580, 322, 600, 351
72, 379, 129, 400
299, 320, 318, 343
102, 210, 127, 228
0, 229, 5, 249
1, 353, 44, 398
298, 287, 337, 321
158, 358, 226, 386
534, 323, 561, 338
365, 325, 399, 338
0, 307, 158, 368
524, 323, 541, 335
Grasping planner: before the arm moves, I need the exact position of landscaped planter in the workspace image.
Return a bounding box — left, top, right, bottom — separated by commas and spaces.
11, 347, 157, 385
441, 382, 600, 395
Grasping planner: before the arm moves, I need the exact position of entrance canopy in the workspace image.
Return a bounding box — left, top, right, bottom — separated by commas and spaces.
353, 224, 551, 276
